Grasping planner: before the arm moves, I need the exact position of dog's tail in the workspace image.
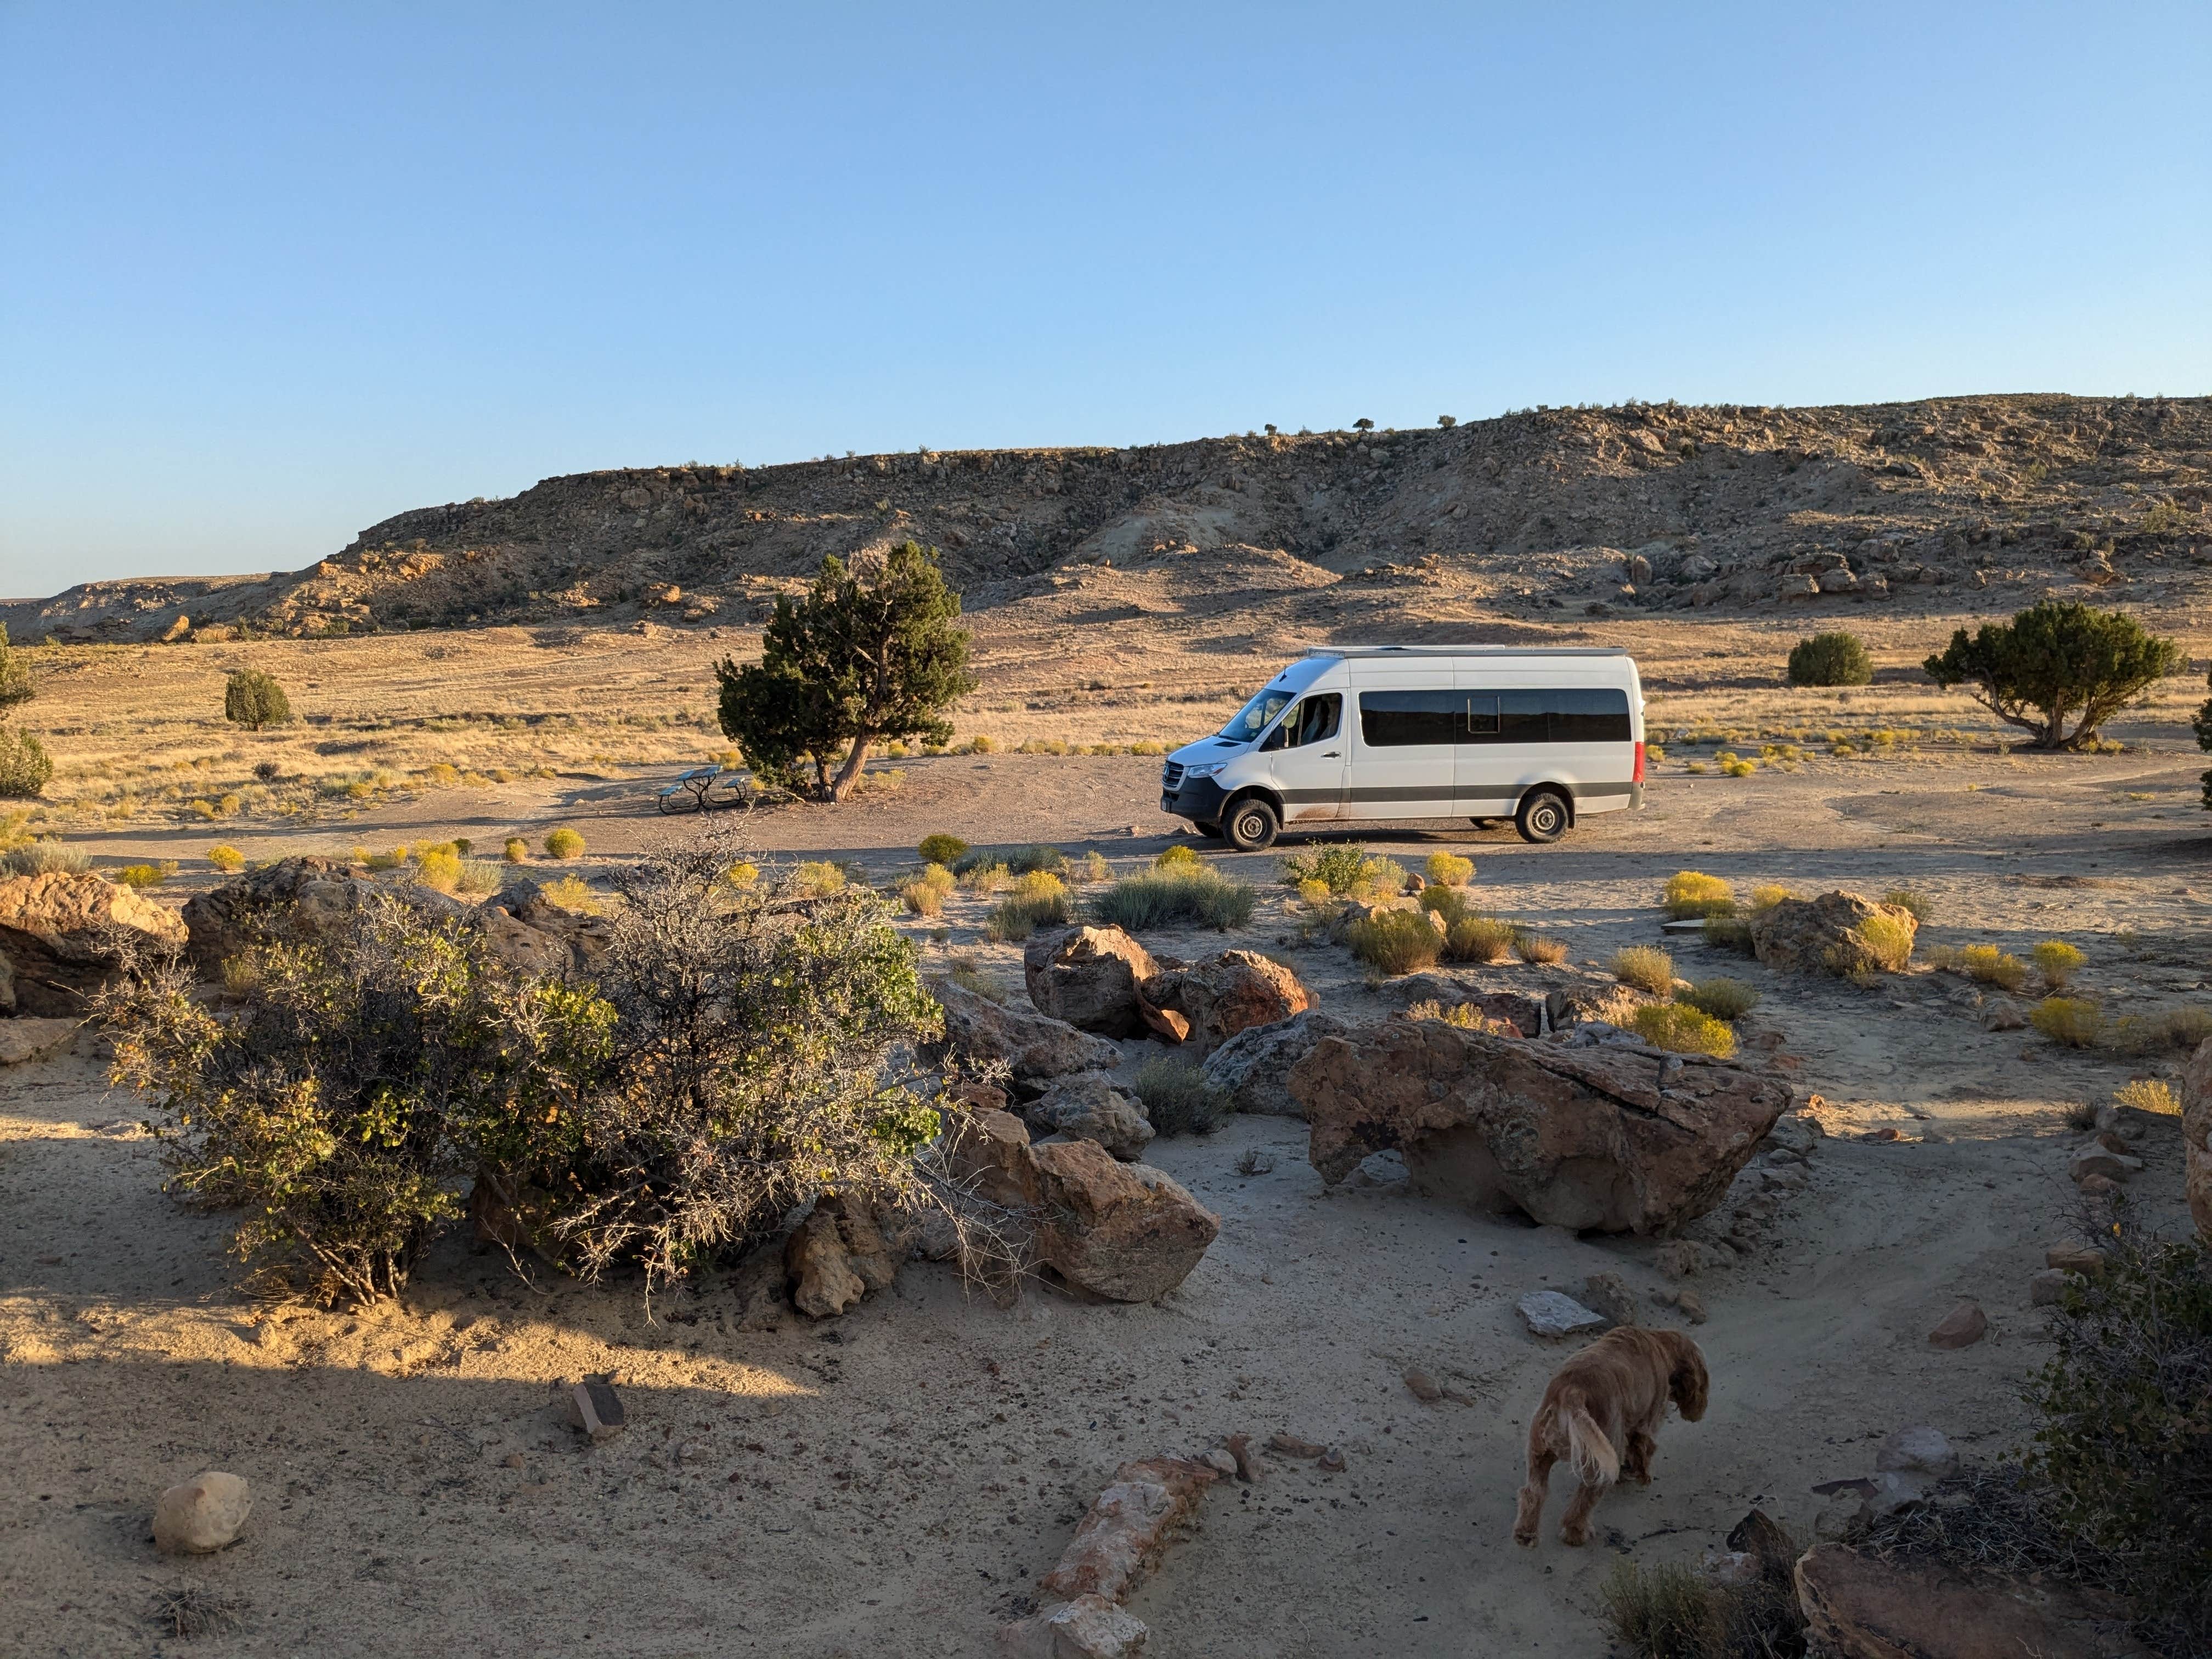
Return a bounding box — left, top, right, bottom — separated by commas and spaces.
1562, 1395, 1620, 1487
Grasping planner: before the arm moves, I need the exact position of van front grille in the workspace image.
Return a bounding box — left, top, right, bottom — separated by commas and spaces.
1161, 761, 1184, 790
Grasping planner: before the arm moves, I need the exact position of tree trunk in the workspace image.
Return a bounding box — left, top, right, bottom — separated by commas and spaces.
827, 736, 871, 802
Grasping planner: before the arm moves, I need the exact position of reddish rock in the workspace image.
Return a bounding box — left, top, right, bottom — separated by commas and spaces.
0, 871, 187, 1015
1141, 951, 1313, 1054
784, 1205, 865, 1318
939, 1108, 1043, 1211
933, 979, 1121, 1087
1038, 1456, 1219, 1602
1289, 1019, 1790, 1234
1024, 926, 1161, 1038
1031, 1139, 1220, 1302
1795, 1543, 2134, 1658
1926, 1301, 1987, 1350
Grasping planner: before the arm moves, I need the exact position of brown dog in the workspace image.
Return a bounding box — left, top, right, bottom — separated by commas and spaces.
1513, 1327, 1708, 1547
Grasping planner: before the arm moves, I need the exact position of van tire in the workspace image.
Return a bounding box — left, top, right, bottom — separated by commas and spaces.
1224, 797, 1280, 851
1515, 789, 1571, 844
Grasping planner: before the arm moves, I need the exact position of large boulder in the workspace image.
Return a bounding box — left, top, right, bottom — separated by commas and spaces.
2183, 1036, 2212, 1242
1027, 1070, 1155, 1160
1289, 1019, 1791, 1234
1200, 1009, 1351, 1116
939, 1107, 1045, 1212
1750, 890, 1917, 976
1793, 1544, 2133, 1658
933, 979, 1121, 1092
1031, 1139, 1220, 1301
481, 880, 614, 974
1390, 973, 1546, 1035
1024, 926, 1162, 1037
0, 872, 188, 1015
1142, 951, 1314, 1054
180, 857, 462, 976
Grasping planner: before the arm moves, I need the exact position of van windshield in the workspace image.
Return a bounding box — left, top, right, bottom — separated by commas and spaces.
1219, 686, 1294, 741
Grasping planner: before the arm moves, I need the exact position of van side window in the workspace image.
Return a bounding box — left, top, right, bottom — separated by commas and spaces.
1358, 689, 1462, 747
1463, 688, 1632, 744
1293, 694, 1341, 746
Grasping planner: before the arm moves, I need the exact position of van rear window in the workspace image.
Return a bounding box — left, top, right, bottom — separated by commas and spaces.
1358, 687, 1630, 747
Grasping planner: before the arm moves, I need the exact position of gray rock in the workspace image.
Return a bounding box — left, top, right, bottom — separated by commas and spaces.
1199, 1009, 1350, 1116
1875, 1425, 1957, 1480
2069, 1149, 2141, 1184
1027, 1070, 1154, 1160
933, 979, 1121, 1090
1518, 1290, 1607, 1338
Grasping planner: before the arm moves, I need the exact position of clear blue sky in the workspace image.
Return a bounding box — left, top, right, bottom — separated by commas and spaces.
3, 2, 2208, 596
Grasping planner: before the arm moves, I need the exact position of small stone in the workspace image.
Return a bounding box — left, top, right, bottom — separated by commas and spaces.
1864, 1470, 1935, 1516
1864, 1126, 1903, 1142
152, 1471, 251, 1554
1401, 1367, 1443, 1403
565, 1380, 626, 1441
1317, 1446, 1347, 1473
1267, 1433, 1326, 1459
2045, 1244, 2105, 1275
2094, 1130, 2133, 1155
502, 1452, 526, 1469
1518, 1290, 1607, 1338
2029, 1268, 2072, 1306
1703, 1549, 1760, 1587
2077, 1172, 2121, 1198
1197, 1448, 1238, 1479
1581, 1271, 1640, 1328
1655, 1239, 1722, 1279
997, 1593, 1150, 1659
2070, 1149, 2141, 1183
1224, 1432, 1265, 1483
1875, 1426, 1957, 1480
1651, 1286, 1708, 1325
1980, 1002, 2027, 1032
1926, 1302, 1987, 1350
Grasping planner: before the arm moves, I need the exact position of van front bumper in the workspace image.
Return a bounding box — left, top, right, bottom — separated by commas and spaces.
1160, 778, 1229, 823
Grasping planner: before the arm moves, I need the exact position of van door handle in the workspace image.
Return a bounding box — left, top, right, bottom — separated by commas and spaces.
1321, 750, 1340, 757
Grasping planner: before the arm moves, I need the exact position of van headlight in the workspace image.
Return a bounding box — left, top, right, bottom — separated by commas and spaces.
1181, 761, 1224, 780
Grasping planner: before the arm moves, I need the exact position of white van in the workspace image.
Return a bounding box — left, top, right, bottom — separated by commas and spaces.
1159, 645, 1645, 850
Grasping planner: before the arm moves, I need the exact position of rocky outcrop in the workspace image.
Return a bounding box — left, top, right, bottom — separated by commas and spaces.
180, 857, 462, 975
1200, 1010, 1351, 1116
1290, 1019, 1790, 1234
933, 979, 1121, 1091
1031, 1139, 1220, 1301
1390, 974, 1546, 1035
1749, 890, 1917, 976
1793, 1544, 2133, 1659
0, 872, 188, 1015
2185, 1036, 2212, 1241
1142, 951, 1313, 1054
1024, 926, 1161, 1037
480, 879, 616, 974
1027, 1070, 1155, 1160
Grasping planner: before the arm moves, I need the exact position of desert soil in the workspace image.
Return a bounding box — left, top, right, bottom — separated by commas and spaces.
5, 679, 2207, 1656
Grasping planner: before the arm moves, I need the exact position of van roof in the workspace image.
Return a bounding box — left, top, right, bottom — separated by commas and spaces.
1302, 645, 1633, 659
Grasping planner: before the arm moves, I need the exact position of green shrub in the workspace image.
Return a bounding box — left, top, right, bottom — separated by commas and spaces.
1787, 631, 1874, 687
1721, 757, 1757, 778
1748, 883, 1797, 913
901, 863, 956, 917
1346, 909, 1443, 975
1926, 600, 2180, 751
1425, 852, 1474, 888
1515, 932, 1568, 966
2032, 939, 2086, 990
363, 846, 408, 873
1154, 843, 1203, 871
2033, 997, 2101, 1047
1419, 884, 1470, 923
1091, 869, 1256, 932
543, 827, 585, 860
2108, 1007, 2212, 1055
0, 623, 34, 713
1352, 856, 1408, 900
789, 860, 848, 899
1, 840, 89, 876
538, 874, 604, 915
222, 668, 292, 731
1069, 850, 1111, 884
983, 872, 1073, 941
1132, 1057, 1229, 1137
1960, 943, 2029, 992
2024, 1231, 2212, 1642
1613, 945, 1674, 995
414, 849, 464, 893
1277, 844, 1373, 895
1444, 915, 1516, 964
1679, 978, 1760, 1021
455, 859, 503, 896
917, 833, 968, 865
503, 837, 528, 864
1005, 845, 1068, 877
0, 726, 53, 798
1883, 887, 1933, 923
1662, 871, 1736, 920
1633, 1002, 1737, 1058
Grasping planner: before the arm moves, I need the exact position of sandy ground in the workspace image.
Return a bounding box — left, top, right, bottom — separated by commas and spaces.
6, 711, 2208, 1655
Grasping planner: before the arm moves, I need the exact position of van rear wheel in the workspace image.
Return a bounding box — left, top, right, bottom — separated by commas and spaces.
1515, 789, 1570, 844
1224, 797, 1279, 852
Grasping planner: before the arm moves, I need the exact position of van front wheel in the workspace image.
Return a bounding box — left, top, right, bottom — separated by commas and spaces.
1515, 789, 1570, 844
1224, 797, 1280, 851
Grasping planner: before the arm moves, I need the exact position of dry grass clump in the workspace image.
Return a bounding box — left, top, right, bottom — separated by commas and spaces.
1596, 1552, 1803, 1659
1662, 871, 1736, 920
1515, 931, 1569, 966
791, 860, 848, 898
1883, 887, 1934, 923
1155, 843, 1203, 871
944, 953, 1001, 1001
1346, 909, 1444, 975
543, 826, 585, 860
2113, 1078, 2180, 1115
959, 859, 1012, 895
1633, 1002, 1737, 1058
1853, 912, 1916, 973
1091, 867, 1255, 933
901, 863, 956, 917
207, 843, 247, 873
153, 1585, 248, 1639
538, 874, 605, 915
1424, 851, 1474, 888
2033, 997, 2101, 1047
1406, 998, 1518, 1035
1679, 977, 1760, 1021
1, 839, 91, 875
503, 837, 528, 863
1131, 1056, 1229, 1136
413, 846, 464, 893
983, 871, 1073, 941
1613, 944, 1675, 995
2105, 1006, 2212, 1055
1747, 883, 1797, 913
917, 832, 968, 866
1069, 850, 1110, 885
1955, 943, 2030, 993
2032, 939, 2086, 990
1445, 915, 1517, 964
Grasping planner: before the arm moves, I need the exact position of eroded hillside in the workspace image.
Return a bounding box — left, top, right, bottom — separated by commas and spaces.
9, 393, 2210, 644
